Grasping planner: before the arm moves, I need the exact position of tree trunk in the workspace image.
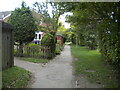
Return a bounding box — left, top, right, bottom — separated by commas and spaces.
18, 42, 23, 57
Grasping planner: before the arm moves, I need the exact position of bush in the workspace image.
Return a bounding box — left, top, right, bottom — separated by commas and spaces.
27, 43, 39, 47
55, 49, 61, 55
41, 33, 54, 46
24, 43, 44, 57
60, 46, 64, 51
57, 40, 61, 45
41, 33, 56, 59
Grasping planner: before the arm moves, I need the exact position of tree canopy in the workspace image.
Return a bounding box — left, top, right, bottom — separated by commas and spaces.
8, 2, 37, 45
59, 2, 120, 67
33, 2, 65, 35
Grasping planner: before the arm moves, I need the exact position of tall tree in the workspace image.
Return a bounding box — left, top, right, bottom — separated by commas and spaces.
33, 2, 65, 54
8, 1, 37, 55
63, 2, 120, 67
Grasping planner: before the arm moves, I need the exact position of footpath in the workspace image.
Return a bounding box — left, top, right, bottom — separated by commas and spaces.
15, 45, 74, 88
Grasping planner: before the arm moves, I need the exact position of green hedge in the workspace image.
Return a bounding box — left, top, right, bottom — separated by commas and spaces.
98, 19, 119, 68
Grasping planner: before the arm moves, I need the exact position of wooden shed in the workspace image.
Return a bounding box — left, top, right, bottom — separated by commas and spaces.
2, 21, 14, 70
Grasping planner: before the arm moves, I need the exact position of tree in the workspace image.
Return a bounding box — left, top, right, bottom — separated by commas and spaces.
62, 2, 120, 67
33, 2, 65, 54
8, 2, 37, 56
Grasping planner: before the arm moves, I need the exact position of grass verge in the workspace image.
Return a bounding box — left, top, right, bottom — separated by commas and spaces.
2, 66, 31, 88
22, 57, 49, 63
71, 45, 118, 88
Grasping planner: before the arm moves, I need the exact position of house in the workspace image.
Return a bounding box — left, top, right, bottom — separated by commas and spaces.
0, 10, 45, 44
0, 11, 63, 45
33, 31, 46, 44
33, 22, 53, 44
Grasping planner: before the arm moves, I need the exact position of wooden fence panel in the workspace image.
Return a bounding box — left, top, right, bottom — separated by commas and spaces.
2, 22, 14, 70
14, 45, 53, 59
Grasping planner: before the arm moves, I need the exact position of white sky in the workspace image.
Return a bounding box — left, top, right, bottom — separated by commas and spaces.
0, 0, 71, 29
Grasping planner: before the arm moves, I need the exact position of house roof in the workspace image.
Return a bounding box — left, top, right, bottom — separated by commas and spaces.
0, 10, 43, 22
0, 11, 11, 20
41, 23, 48, 27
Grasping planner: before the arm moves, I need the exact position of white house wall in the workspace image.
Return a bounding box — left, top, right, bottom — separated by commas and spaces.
33, 31, 44, 44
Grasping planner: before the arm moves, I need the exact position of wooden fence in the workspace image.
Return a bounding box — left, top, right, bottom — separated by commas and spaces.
14, 45, 54, 59
2, 22, 14, 70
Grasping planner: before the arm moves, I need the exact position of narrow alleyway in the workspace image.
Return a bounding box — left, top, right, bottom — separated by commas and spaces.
15, 45, 74, 88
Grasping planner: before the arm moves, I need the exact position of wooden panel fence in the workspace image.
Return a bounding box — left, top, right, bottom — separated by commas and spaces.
14, 45, 54, 59
2, 22, 14, 70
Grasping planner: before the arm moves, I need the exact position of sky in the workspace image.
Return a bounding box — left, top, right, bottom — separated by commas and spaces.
0, 0, 71, 29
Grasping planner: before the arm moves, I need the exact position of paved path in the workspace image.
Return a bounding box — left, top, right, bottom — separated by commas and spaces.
15, 45, 74, 88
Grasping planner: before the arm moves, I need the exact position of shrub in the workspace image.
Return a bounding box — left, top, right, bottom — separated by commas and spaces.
41, 33, 54, 46
57, 40, 61, 45
24, 43, 44, 57
55, 49, 61, 55
60, 46, 64, 51
41, 33, 56, 59
27, 43, 39, 47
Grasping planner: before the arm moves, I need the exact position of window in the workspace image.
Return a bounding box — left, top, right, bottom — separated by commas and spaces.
35, 34, 37, 39
39, 34, 41, 39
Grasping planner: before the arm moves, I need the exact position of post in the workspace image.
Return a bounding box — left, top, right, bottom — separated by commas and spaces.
2, 22, 14, 70
76, 33, 78, 48
0, 21, 2, 89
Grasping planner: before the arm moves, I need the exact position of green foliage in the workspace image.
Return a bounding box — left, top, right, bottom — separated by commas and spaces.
33, 2, 67, 58
65, 3, 98, 49
60, 46, 64, 51
8, 2, 37, 45
98, 18, 119, 66
33, 2, 65, 33
55, 40, 63, 55
2, 66, 31, 88
63, 2, 119, 68
55, 49, 61, 55
14, 43, 44, 57
27, 43, 39, 47
41, 33, 56, 59
57, 24, 68, 42
57, 40, 61, 45
71, 45, 118, 88
41, 33, 54, 46
24, 43, 44, 57
57, 24, 67, 35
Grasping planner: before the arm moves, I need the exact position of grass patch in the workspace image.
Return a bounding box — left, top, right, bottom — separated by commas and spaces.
22, 57, 49, 63
71, 45, 118, 88
2, 66, 31, 88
